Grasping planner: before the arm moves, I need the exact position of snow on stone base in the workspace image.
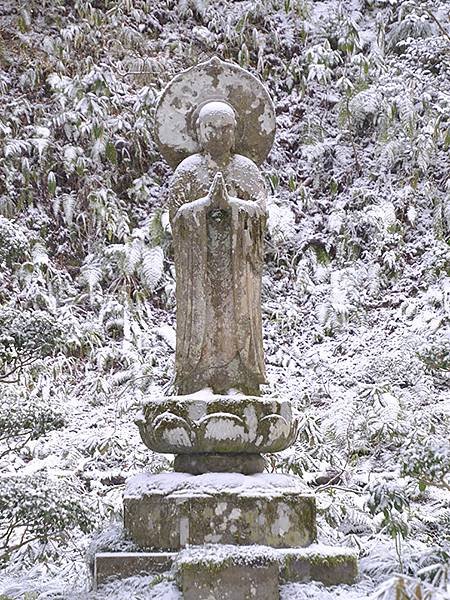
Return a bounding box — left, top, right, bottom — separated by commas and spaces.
124, 471, 311, 499
124, 473, 316, 550
176, 543, 358, 586
94, 544, 358, 592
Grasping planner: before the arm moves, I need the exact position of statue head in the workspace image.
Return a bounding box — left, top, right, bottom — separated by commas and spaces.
196, 101, 237, 157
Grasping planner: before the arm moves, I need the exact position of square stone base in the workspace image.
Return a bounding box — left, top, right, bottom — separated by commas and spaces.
180, 562, 279, 600
124, 472, 316, 550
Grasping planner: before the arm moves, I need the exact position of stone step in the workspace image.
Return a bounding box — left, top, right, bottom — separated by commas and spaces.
95, 543, 359, 594
94, 551, 176, 586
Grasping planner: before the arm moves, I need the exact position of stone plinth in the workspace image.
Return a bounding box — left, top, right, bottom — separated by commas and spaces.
124, 472, 315, 551
176, 545, 280, 600
176, 545, 358, 597
278, 545, 358, 585
178, 557, 278, 600
94, 551, 175, 586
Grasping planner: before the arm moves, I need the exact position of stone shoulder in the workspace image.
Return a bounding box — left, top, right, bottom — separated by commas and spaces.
230, 154, 260, 172
172, 153, 205, 177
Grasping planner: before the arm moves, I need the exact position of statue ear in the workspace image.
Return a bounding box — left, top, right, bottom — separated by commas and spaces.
194, 116, 201, 143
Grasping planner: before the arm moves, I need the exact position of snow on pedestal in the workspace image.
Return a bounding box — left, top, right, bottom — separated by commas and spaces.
123, 472, 316, 550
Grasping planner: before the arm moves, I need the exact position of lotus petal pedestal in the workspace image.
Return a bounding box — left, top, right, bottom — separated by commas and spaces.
136, 394, 298, 474
93, 394, 359, 594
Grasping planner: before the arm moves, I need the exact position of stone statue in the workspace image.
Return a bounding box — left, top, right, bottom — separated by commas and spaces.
154, 57, 277, 397
169, 104, 267, 396
137, 57, 298, 475
101, 58, 358, 596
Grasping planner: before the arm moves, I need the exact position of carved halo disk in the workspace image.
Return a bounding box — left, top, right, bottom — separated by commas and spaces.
154, 57, 276, 168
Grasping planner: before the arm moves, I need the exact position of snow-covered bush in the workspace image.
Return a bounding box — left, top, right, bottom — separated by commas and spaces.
0, 308, 65, 381
0, 389, 65, 459
401, 439, 450, 493
0, 473, 94, 561
0, 218, 29, 268
418, 336, 450, 373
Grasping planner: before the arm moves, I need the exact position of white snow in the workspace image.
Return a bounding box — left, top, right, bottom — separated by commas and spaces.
124, 472, 311, 499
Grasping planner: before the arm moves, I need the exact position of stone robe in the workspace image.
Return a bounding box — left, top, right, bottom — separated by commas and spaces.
168, 153, 267, 395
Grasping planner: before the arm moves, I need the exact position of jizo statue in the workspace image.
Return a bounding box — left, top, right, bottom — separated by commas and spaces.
137, 59, 297, 472
122, 63, 357, 587
154, 57, 276, 397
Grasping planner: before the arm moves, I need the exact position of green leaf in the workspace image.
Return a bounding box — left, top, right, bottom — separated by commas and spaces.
105, 141, 117, 164
236, 14, 246, 34
444, 126, 450, 150
47, 171, 56, 196
330, 179, 338, 195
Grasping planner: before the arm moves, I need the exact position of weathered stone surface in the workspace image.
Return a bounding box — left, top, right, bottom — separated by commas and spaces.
94, 544, 358, 589
174, 453, 266, 474
136, 394, 298, 456
176, 546, 279, 600
154, 56, 276, 169
170, 168, 266, 396
278, 545, 359, 586
175, 544, 358, 597
94, 551, 176, 586
123, 472, 315, 550
180, 563, 279, 599
153, 57, 276, 396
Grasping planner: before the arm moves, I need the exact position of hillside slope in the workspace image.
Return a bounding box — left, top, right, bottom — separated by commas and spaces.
0, 0, 449, 598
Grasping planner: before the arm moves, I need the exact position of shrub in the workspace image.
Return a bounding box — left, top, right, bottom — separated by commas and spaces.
0, 389, 65, 459
0, 217, 29, 268
0, 473, 94, 561
0, 308, 66, 381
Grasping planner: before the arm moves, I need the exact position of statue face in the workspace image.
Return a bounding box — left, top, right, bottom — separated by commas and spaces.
197, 102, 236, 156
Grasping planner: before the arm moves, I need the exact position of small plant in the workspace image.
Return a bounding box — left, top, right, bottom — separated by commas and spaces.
0, 217, 29, 268
0, 308, 65, 382
418, 340, 450, 373
367, 480, 411, 572
401, 439, 450, 493
0, 389, 65, 460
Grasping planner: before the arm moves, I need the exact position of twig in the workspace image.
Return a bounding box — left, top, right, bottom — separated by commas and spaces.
0, 534, 44, 561
424, 9, 450, 44
315, 484, 366, 495
417, 477, 450, 492
0, 355, 40, 383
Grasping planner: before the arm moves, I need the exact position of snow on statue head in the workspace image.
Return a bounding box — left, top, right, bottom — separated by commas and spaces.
196, 101, 237, 156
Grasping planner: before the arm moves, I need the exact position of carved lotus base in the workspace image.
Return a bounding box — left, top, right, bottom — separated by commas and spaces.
136, 393, 298, 455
